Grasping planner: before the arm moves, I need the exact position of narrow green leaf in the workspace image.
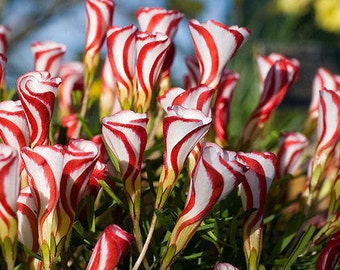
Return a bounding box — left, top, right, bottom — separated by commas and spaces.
283, 225, 316, 269
99, 179, 124, 207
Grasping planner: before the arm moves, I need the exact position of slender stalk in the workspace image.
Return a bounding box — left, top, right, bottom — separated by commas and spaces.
74, 83, 91, 138
132, 218, 150, 270
132, 213, 157, 270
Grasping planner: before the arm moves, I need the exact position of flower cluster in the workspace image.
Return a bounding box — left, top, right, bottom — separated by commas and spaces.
0, 1, 339, 269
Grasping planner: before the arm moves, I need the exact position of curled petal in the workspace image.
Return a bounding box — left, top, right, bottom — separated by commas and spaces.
277, 132, 308, 178
188, 19, 250, 89
31, 40, 66, 76
16, 71, 62, 147
84, 0, 114, 75
17, 186, 39, 252
86, 224, 134, 270
0, 25, 11, 55
136, 7, 183, 40
0, 144, 20, 241
156, 105, 212, 209
158, 84, 215, 116
214, 70, 240, 147
240, 56, 299, 149
21, 145, 64, 243
0, 100, 29, 151
308, 68, 340, 125
135, 31, 170, 112
161, 143, 246, 269
316, 232, 340, 270
107, 25, 137, 109
237, 151, 277, 269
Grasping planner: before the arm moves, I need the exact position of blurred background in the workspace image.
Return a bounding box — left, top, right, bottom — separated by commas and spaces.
1, 0, 340, 137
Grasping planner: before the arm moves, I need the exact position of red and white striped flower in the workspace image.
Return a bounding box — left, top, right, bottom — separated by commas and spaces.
106, 24, 137, 109
84, 0, 114, 85
16, 71, 61, 147
58, 61, 84, 118
237, 151, 277, 269
214, 70, 240, 147
184, 55, 200, 89
188, 19, 250, 89
160, 143, 246, 270
100, 57, 119, 117
135, 31, 170, 112
102, 110, 148, 218
0, 25, 11, 55
155, 105, 212, 209
136, 7, 183, 40
21, 145, 64, 250
158, 84, 215, 116
305, 68, 340, 135
136, 7, 184, 91
17, 186, 39, 254
309, 89, 340, 195
316, 231, 340, 270
31, 40, 66, 77
239, 56, 299, 150
277, 132, 308, 178
0, 53, 7, 89
86, 224, 134, 270
57, 139, 99, 243
0, 144, 20, 269
0, 100, 29, 152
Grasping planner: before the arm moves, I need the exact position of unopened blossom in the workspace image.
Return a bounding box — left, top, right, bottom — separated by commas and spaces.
305, 67, 340, 135
0, 25, 10, 55
239, 55, 299, 150
0, 144, 20, 269
58, 61, 84, 119
16, 71, 62, 147
100, 57, 119, 117
309, 89, 340, 202
31, 40, 66, 77
160, 143, 246, 270
56, 139, 99, 245
0, 100, 29, 151
237, 151, 277, 270
277, 132, 309, 178
214, 70, 240, 147
106, 24, 137, 109
184, 55, 200, 89
158, 84, 215, 116
87, 224, 134, 270
155, 105, 212, 209
136, 7, 184, 91
21, 145, 65, 269
17, 186, 39, 253
102, 111, 148, 219
84, 0, 114, 86
188, 19, 250, 89
135, 31, 170, 112
316, 231, 340, 270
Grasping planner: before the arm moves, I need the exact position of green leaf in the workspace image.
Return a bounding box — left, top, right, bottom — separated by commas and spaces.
283, 225, 316, 269
270, 213, 305, 259
99, 180, 124, 207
